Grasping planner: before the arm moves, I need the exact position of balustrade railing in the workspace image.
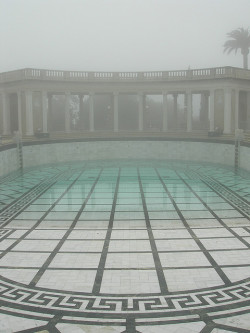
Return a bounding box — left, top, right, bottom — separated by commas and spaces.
0, 66, 249, 83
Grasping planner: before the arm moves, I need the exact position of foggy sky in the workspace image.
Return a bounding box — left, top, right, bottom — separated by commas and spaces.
1, 0, 250, 73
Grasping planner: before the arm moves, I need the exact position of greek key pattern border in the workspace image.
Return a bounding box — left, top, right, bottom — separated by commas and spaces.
0, 278, 250, 321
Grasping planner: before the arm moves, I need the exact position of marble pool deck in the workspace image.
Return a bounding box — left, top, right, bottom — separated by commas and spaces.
0, 161, 250, 333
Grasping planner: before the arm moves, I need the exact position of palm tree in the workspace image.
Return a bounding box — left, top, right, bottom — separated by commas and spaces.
224, 28, 250, 69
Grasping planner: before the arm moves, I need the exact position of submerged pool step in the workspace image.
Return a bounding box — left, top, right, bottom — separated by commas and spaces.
197, 172, 250, 218
0, 169, 73, 226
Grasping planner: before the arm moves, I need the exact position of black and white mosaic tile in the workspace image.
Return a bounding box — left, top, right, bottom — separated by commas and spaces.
0, 160, 250, 332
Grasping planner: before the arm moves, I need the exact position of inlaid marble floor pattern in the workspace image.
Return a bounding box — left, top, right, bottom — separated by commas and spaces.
0, 161, 250, 332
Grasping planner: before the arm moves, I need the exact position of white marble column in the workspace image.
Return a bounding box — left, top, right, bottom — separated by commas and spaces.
224, 88, 232, 134
17, 91, 22, 135
2, 92, 11, 135
234, 89, 239, 130
89, 92, 94, 132
65, 92, 71, 133
138, 93, 144, 131
25, 90, 34, 136
247, 91, 250, 131
79, 94, 84, 130
173, 93, 178, 129
200, 92, 209, 122
186, 90, 192, 132
113, 92, 119, 132
209, 89, 215, 131
162, 92, 168, 131
47, 94, 52, 133
42, 91, 48, 133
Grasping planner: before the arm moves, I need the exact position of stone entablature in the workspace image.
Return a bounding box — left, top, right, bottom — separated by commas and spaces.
0, 66, 250, 136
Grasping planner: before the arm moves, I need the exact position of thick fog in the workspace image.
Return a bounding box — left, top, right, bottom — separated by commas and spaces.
1, 0, 250, 73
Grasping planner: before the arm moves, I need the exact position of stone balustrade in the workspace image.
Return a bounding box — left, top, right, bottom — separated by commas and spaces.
1, 66, 250, 83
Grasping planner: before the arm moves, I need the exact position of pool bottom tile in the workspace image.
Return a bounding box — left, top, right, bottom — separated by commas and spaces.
163, 268, 224, 292
100, 269, 161, 294
37, 269, 97, 292
0, 160, 250, 332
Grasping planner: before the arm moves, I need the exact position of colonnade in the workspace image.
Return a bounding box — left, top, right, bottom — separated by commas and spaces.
1, 87, 250, 136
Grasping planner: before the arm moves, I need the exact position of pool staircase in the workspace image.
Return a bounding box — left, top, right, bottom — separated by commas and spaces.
14, 134, 23, 170
235, 139, 240, 172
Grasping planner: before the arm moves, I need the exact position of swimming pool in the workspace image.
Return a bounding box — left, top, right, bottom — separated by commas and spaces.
0, 159, 250, 332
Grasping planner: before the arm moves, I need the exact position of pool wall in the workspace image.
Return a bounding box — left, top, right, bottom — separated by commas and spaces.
0, 146, 19, 177
241, 145, 250, 171
1, 140, 249, 177
22, 141, 235, 166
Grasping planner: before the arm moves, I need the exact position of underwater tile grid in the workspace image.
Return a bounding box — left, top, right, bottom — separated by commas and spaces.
0, 160, 250, 333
